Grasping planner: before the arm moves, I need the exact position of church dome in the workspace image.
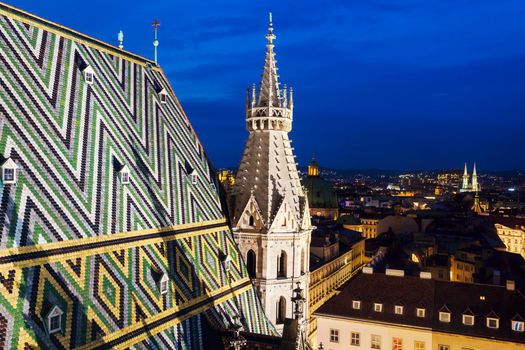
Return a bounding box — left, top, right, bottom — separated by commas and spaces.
302, 158, 338, 209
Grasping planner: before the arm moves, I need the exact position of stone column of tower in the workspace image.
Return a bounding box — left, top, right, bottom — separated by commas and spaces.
228, 13, 312, 333
472, 163, 479, 192
462, 162, 469, 192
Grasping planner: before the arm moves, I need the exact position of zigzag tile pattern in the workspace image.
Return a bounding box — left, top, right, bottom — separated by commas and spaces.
0, 4, 274, 349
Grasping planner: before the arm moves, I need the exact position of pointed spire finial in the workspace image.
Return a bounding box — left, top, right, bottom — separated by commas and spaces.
152, 18, 161, 65
118, 30, 124, 49
266, 12, 276, 44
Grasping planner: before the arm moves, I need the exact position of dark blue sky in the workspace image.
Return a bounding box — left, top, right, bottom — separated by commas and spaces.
10, 0, 525, 170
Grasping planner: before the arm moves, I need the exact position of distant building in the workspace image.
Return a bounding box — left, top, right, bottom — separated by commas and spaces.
301, 157, 339, 219
307, 229, 365, 344
488, 216, 525, 258
460, 162, 481, 193
314, 270, 525, 350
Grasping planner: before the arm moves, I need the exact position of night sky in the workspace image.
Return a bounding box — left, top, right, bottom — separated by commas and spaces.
8, 1, 525, 171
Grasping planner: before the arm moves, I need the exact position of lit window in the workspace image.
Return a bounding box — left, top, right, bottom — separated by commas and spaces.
416, 308, 426, 318
352, 300, 361, 310
415, 341, 425, 350
159, 273, 169, 295
487, 317, 499, 329
330, 329, 339, 343
439, 312, 451, 323
374, 303, 383, 312
512, 320, 524, 332
462, 314, 475, 326
350, 332, 360, 346
392, 337, 402, 350
371, 334, 381, 349
395, 305, 404, 315
46, 305, 63, 335
438, 346, 450, 350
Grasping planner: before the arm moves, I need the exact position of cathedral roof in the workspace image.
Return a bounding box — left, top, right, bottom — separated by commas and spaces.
0, 3, 274, 347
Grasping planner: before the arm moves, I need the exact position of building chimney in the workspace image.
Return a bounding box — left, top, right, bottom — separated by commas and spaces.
506, 280, 516, 291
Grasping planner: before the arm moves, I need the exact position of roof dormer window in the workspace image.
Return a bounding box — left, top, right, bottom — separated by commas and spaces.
416, 308, 426, 318
1, 158, 18, 184
394, 305, 404, 315
159, 88, 168, 104
352, 300, 361, 310
188, 169, 198, 185
512, 320, 524, 332
439, 312, 451, 323
82, 65, 95, 85
374, 303, 383, 312
462, 314, 475, 326
159, 273, 169, 295
119, 165, 130, 185
46, 305, 63, 335
487, 317, 499, 329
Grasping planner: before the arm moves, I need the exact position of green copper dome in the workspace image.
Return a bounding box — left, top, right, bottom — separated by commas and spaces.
302, 175, 338, 209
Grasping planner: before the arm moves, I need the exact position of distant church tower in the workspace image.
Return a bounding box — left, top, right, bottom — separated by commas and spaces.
228, 14, 312, 332
462, 162, 469, 192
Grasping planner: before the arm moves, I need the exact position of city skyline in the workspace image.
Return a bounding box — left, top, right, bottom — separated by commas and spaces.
8, 0, 525, 171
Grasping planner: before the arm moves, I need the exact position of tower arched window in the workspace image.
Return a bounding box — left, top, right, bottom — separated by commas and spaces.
249, 215, 255, 227
300, 248, 305, 275
276, 296, 286, 324
247, 249, 256, 278
277, 250, 287, 278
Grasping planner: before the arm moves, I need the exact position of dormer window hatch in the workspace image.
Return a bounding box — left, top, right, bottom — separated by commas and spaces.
158, 273, 169, 295
119, 165, 130, 185
188, 169, 198, 185
416, 308, 426, 318
46, 305, 63, 335
1, 158, 18, 184
82, 65, 95, 85
220, 253, 232, 273
352, 300, 361, 310
159, 88, 168, 104
394, 305, 404, 315
374, 303, 383, 312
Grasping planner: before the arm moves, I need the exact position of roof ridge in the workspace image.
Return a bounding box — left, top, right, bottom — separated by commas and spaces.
0, 1, 157, 67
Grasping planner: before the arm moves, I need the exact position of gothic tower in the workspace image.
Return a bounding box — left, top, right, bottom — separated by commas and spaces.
462, 162, 469, 191
229, 14, 312, 332
472, 162, 479, 192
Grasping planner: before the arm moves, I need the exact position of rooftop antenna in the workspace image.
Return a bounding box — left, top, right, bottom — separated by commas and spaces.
118, 30, 124, 49
152, 18, 160, 65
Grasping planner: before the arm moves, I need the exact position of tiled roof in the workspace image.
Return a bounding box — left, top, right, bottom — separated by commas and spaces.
315, 272, 525, 343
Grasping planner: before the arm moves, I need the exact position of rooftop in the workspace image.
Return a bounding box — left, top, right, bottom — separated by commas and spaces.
315, 271, 525, 343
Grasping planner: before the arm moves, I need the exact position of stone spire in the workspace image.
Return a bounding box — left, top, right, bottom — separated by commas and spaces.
462, 162, 469, 191
472, 162, 478, 192
231, 13, 305, 229
257, 12, 281, 108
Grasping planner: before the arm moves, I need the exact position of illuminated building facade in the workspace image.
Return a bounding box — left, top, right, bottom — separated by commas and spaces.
315, 270, 525, 350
